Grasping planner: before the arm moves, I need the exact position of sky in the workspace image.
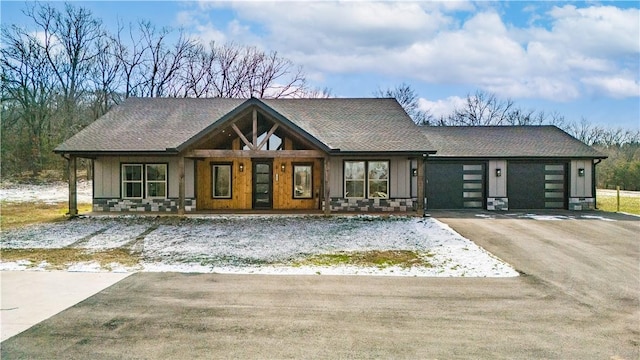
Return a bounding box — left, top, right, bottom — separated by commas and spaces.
2, 1, 639, 130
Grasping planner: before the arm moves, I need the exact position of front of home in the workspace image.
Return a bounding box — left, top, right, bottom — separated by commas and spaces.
54, 97, 605, 215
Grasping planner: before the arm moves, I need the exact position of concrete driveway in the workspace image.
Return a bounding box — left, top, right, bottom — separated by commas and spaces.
1, 211, 638, 359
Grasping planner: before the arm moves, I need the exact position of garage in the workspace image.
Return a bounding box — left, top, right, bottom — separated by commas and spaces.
426, 162, 485, 209
508, 162, 567, 209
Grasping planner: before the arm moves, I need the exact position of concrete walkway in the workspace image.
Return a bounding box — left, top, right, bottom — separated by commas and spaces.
0, 271, 130, 341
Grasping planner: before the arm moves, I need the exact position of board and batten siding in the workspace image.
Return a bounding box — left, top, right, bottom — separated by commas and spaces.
328, 157, 413, 198
570, 159, 593, 197
93, 156, 195, 198
488, 160, 507, 197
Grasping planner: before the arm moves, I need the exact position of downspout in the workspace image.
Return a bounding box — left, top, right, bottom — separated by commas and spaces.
593, 158, 602, 210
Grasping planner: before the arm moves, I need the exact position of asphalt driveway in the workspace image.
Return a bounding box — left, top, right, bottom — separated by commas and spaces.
1, 211, 638, 359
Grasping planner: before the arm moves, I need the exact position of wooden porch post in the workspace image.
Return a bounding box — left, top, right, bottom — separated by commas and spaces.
68, 155, 78, 217
324, 156, 331, 216
416, 155, 425, 216
178, 156, 185, 215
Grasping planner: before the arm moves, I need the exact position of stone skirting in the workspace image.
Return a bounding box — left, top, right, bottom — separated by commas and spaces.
569, 197, 595, 211
487, 197, 509, 211
93, 198, 196, 212
329, 198, 416, 212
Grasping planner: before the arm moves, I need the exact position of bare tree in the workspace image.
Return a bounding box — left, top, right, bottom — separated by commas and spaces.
374, 83, 434, 125
1, 24, 57, 175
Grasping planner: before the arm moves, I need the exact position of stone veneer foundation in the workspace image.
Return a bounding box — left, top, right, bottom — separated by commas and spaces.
487, 197, 509, 211
329, 198, 416, 212
93, 198, 196, 212
569, 197, 596, 211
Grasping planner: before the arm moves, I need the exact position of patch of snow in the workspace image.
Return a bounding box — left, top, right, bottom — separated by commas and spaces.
0, 181, 92, 204
0, 215, 519, 277
580, 215, 616, 222
518, 213, 575, 221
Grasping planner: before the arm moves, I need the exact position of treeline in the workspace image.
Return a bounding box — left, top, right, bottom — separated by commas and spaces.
1, 3, 327, 179
2, 3, 638, 190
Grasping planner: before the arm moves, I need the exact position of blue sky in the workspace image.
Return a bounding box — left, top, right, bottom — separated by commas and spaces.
2, 1, 639, 129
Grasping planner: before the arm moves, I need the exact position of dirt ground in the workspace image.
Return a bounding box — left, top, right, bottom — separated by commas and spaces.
1, 211, 638, 359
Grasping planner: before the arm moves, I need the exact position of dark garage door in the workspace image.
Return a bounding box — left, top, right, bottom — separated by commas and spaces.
508, 163, 567, 209
426, 163, 485, 209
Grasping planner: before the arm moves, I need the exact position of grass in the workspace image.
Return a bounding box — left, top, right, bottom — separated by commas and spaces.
596, 195, 640, 215
295, 250, 433, 269
0, 201, 92, 230
0, 248, 140, 270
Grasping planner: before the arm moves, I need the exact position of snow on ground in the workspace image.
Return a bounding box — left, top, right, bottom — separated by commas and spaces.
0, 181, 92, 204
0, 215, 518, 277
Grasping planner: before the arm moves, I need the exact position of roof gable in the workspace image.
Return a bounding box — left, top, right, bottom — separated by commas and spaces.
55, 97, 435, 155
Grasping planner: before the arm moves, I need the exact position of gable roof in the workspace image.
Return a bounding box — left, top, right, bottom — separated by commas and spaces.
54, 97, 435, 155
421, 126, 606, 159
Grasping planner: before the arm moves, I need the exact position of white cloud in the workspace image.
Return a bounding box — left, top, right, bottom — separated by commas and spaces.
179, 2, 639, 102
418, 96, 466, 118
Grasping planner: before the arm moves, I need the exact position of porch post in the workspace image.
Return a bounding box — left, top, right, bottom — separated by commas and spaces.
416, 155, 425, 216
178, 156, 185, 215
68, 155, 78, 217
324, 156, 331, 216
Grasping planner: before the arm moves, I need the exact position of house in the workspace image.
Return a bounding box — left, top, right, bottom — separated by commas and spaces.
54, 97, 606, 215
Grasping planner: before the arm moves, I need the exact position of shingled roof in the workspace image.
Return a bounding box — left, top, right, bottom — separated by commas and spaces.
421, 126, 606, 158
54, 97, 434, 154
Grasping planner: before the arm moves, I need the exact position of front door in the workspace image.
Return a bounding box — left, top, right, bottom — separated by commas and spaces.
253, 161, 273, 209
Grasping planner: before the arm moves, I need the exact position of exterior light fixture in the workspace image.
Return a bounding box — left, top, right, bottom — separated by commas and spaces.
239, 163, 244, 172
578, 168, 585, 177
281, 163, 286, 172
495, 168, 502, 177
412, 168, 418, 177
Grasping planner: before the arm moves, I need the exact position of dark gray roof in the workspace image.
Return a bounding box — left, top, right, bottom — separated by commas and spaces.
421, 126, 606, 158
55, 97, 434, 154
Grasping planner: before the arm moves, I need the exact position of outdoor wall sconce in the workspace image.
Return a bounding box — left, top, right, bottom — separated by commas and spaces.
281, 163, 286, 172
578, 168, 585, 177
412, 168, 418, 177
239, 163, 244, 172
495, 168, 502, 177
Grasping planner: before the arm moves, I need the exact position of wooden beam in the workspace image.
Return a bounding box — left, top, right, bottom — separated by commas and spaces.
232, 124, 254, 150
186, 149, 325, 159
68, 155, 78, 217
324, 156, 331, 215
256, 123, 279, 150
252, 109, 258, 148
178, 156, 185, 215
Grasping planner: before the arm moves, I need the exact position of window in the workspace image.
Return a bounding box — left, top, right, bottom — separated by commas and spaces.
212, 163, 232, 198
146, 164, 167, 198
344, 161, 365, 198
344, 160, 389, 199
122, 164, 143, 199
368, 161, 389, 198
293, 164, 313, 199
122, 163, 167, 199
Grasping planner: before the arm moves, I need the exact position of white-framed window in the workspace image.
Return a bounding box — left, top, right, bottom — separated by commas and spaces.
122, 163, 167, 199
146, 164, 167, 198
344, 160, 389, 199
293, 163, 313, 199
122, 164, 143, 199
212, 163, 232, 198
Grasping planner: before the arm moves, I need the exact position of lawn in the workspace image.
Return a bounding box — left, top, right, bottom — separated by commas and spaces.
0, 202, 93, 230
596, 192, 640, 215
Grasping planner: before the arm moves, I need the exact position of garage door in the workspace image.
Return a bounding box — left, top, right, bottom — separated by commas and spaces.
508, 163, 566, 209
426, 163, 485, 209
